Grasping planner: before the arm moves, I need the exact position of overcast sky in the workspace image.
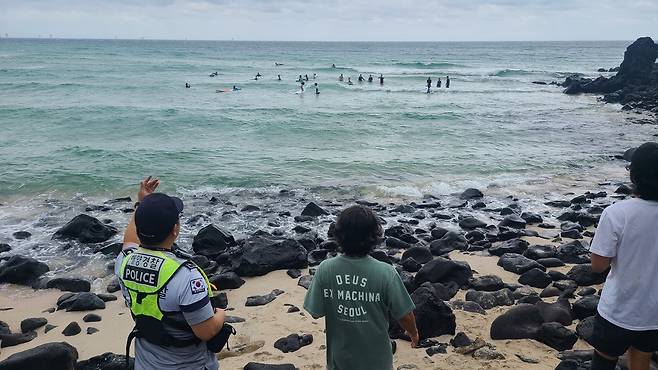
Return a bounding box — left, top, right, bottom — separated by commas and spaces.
1, 0, 657, 41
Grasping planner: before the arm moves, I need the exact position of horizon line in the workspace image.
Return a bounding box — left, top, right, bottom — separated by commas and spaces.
0, 36, 637, 43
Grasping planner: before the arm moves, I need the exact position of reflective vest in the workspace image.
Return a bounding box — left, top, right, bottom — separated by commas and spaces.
119, 247, 213, 347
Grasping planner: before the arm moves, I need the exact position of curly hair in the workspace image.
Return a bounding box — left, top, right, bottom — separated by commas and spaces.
630, 142, 658, 201
334, 205, 383, 257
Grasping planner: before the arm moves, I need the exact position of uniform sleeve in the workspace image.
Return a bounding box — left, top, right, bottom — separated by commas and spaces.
177, 268, 215, 326
386, 268, 415, 321
303, 267, 325, 319
590, 207, 621, 258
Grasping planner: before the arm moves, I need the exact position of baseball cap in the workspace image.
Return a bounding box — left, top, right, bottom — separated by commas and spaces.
630, 142, 658, 175
135, 193, 184, 244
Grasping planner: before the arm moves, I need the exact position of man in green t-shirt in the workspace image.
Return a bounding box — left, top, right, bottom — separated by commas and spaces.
304, 205, 419, 370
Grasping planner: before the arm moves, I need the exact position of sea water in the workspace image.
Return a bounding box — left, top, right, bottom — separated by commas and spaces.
0, 39, 656, 273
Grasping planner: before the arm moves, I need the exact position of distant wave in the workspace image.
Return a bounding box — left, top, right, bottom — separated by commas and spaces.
489, 69, 542, 77
387, 62, 466, 69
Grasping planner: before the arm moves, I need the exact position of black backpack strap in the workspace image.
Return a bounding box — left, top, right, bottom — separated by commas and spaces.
125, 326, 138, 369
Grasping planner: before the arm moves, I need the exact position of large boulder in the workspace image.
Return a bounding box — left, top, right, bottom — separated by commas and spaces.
232, 237, 308, 277
556, 241, 591, 264
566, 264, 608, 286
498, 215, 527, 229
0, 342, 78, 370
401, 246, 433, 264
458, 217, 487, 230
56, 292, 106, 311
460, 188, 483, 200
53, 214, 117, 243
535, 299, 573, 326
76, 352, 134, 370
497, 253, 545, 274
572, 295, 600, 320
45, 277, 91, 293
616, 37, 658, 82
413, 257, 472, 288
273, 334, 313, 353
429, 231, 467, 255
490, 304, 544, 340
208, 272, 245, 290
523, 245, 557, 260
469, 275, 505, 292
395, 282, 456, 340
537, 322, 578, 351
518, 268, 553, 289
301, 202, 329, 217
384, 225, 418, 244
465, 289, 514, 310
0, 255, 49, 285
489, 239, 529, 257
192, 225, 236, 257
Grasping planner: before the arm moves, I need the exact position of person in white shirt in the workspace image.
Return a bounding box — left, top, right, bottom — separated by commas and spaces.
589, 142, 658, 370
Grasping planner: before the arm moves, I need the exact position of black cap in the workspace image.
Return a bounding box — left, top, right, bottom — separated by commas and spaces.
631, 142, 658, 174
135, 193, 184, 245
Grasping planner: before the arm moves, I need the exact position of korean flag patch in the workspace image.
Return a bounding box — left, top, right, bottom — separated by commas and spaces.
190, 278, 206, 295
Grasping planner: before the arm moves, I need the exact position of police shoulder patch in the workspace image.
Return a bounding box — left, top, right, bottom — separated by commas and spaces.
190, 278, 206, 294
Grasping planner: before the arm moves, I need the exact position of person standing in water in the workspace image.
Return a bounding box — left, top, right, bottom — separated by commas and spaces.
426, 77, 432, 93
368, 74, 373, 83
358, 74, 364, 82
446, 76, 450, 88
437, 78, 442, 88
332, 63, 336, 68
314, 82, 320, 95
347, 77, 353, 85
300, 81, 305, 92
185, 83, 190, 88
298, 75, 303, 82
379, 74, 384, 85
305, 74, 309, 81
339, 74, 344, 82
277, 75, 281, 81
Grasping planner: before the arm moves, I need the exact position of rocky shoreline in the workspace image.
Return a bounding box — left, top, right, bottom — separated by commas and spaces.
1, 151, 657, 369
559, 37, 658, 123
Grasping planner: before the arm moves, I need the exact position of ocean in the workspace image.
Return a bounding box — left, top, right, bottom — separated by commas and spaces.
0, 39, 657, 274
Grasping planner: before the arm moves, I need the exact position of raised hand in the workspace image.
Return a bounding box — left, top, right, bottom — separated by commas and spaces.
138, 176, 160, 202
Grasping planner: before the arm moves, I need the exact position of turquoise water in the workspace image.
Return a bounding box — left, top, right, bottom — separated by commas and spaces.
0, 39, 656, 199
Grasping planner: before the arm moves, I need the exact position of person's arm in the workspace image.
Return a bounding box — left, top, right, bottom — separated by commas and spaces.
123, 176, 160, 249
398, 311, 419, 348
588, 207, 620, 273
591, 254, 612, 273
190, 308, 226, 341
303, 266, 325, 319
178, 269, 226, 342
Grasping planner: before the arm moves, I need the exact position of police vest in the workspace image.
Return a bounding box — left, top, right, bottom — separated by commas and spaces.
119, 247, 213, 347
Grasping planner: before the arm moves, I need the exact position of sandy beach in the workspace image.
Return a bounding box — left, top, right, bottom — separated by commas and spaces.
0, 234, 599, 369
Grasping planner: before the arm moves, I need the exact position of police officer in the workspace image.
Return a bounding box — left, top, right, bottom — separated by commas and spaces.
116, 176, 225, 370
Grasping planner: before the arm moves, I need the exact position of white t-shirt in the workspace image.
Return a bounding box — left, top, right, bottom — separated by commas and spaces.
590, 198, 658, 330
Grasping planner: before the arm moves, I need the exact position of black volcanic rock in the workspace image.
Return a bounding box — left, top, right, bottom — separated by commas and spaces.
0, 255, 49, 285
53, 214, 117, 243
192, 225, 236, 257
0, 342, 78, 370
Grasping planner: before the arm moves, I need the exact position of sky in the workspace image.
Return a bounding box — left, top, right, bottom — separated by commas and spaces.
1, 0, 657, 41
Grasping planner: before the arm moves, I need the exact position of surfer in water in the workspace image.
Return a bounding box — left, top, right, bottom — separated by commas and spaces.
297, 75, 303, 82
426, 77, 432, 93
437, 77, 442, 88
347, 77, 353, 85
300, 81, 305, 92
185, 83, 190, 88
446, 76, 450, 88
315, 82, 320, 95
339, 74, 344, 82
368, 74, 373, 83
305, 74, 309, 81
313, 73, 317, 80
379, 74, 384, 85
332, 63, 336, 68
233, 85, 241, 91
358, 74, 365, 82
278, 74, 281, 81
